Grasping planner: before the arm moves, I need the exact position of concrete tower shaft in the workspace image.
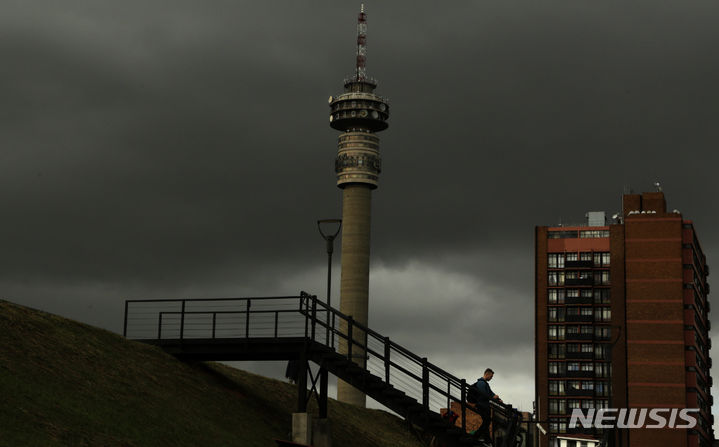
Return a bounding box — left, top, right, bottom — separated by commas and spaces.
329, 5, 389, 408
336, 186, 372, 407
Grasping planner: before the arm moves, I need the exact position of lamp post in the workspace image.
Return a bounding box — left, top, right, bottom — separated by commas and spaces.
317, 219, 341, 343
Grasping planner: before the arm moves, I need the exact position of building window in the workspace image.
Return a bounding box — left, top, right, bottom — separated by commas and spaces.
549, 399, 559, 414
595, 381, 609, 396
580, 230, 610, 238
549, 343, 566, 359
548, 307, 565, 322
549, 271, 566, 286
548, 230, 578, 239
593, 289, 610, 304
549, 362, 566, 375
558, 421, 567, 433
567, 289, 580, 298
581, 399, 595, 408
593, 271, 610, 285
549, 326, 566, 340
581, 308, 593, 317
581, 344, 593, 353
594, 307, 611, 322
548, 253, 565, 268
549, 420, 559, 433
581, 363, 594, 372
567, 362, 580, 372
549, 399, 566, 415
549, 380, 566, 396
549, 289, 565, 304
580, 326, 593, 335
568, 399, 581, 409
594, 326, 610, 340
581, 289, 593, 298
595, 363, 611, 378
594, 345, 610, 360
567, 307, 580, 317
567, 343, 580, 353
566, 325, 580, 336
580, 252, 592, 261
566, 252, 578, 262
582, 381, 594, 390
594, 252, 610, 267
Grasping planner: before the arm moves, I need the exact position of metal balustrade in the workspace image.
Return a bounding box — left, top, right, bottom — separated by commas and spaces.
124, 292, 533, 446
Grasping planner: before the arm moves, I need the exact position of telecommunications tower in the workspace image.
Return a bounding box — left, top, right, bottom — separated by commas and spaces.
328, 4, 390, 407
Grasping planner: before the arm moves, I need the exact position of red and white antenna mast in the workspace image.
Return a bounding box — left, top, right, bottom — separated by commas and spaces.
355, 4, 367, 81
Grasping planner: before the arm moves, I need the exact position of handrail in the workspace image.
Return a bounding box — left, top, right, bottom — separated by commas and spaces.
125, 295, 301, 303
304, 295, 523, 436
123, 292, 528, 442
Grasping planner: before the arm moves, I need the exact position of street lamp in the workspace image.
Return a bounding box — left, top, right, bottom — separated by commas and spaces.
285, 219, 341, 386
317, 219, 342, 311
318, 219, 341, 347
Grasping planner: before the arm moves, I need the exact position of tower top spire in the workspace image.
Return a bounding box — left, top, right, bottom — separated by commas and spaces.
355, 4, 368, 82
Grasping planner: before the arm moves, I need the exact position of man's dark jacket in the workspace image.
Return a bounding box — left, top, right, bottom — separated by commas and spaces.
474, 377, 495, 411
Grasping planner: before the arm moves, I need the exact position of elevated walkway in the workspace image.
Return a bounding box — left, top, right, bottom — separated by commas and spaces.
124, 292, 533, 447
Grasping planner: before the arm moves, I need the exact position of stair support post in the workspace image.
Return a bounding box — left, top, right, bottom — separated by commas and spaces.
245, 299, 251, 337
123, 301, 128, 337
180, 300, 186, 340
311, 295, 317, 341
347, 317, 353, 361
384, 337, 391, 384
422, 357, 429, 410
297, 348, 308, 413
461, 379, 467, 432
304, 296, 309, 338
212, 312, 217, 339
319, 367, 328, 418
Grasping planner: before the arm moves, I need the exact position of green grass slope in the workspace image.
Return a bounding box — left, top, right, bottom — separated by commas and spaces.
0, 300, 425, 447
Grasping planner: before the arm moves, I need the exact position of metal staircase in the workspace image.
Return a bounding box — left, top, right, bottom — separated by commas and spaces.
124, 292, 531, 447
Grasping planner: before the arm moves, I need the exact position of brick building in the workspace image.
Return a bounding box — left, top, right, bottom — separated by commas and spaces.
535, 191, 713, 447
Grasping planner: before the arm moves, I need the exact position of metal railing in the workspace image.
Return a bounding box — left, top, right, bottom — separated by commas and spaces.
124, 292, 531, 445
298, 293, 527, 443
123, 295, 307, 340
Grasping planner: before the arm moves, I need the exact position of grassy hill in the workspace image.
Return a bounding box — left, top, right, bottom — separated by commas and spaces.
0, 299, 425, 447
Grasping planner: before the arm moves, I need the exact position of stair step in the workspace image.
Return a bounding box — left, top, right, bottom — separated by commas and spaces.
365, 381, 387, 390
320, 357, 340, 365
392, 394, 415, 402
334, 364, 366, 376
405, 403, 426, 413
381, 388, 405, 398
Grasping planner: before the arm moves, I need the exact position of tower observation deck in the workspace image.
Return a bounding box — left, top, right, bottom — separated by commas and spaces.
329, 4, 389, 407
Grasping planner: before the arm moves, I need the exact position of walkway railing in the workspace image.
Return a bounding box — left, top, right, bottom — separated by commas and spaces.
301, 293, 523, 439
124, 292, 529, 443
124, 295, 307, 340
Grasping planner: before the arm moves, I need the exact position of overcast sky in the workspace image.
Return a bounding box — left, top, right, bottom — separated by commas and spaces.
2, 0, 718, 429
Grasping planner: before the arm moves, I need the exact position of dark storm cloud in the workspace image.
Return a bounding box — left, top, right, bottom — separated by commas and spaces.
371, 0, 719, 257
2, 0, 719, 416
1, 1, 348, 283
2, 0, 718, 285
